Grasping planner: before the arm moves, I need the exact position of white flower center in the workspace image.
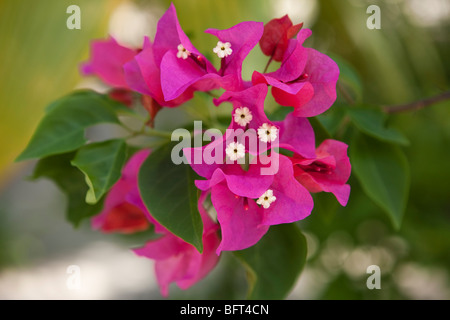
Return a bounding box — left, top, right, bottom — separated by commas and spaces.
257, 123, 278, 143
225, 142, 245, 161
256, 189, 276, 209
177, 44, 190, 60
213, 41, 232, 58
233, 107, 253, 127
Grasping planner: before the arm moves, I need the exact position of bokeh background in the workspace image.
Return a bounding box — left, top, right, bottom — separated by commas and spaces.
0, 0, 449, 299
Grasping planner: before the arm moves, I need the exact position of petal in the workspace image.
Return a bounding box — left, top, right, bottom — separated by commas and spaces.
122, 149, 151, 181
124, 37, 163, 98
321, 183, 351, 206
99, 202, 149, 234
154, 254, 188, 297
153, 3, 197, 65
133, 233, 188, 261
91, 177, 130, 231
292, 48, 339, 117
260, 155, 314, 225
196, 164, 273, 200
259, 15, 302, 62
211, 182, 269, 254
293, 139, 351, 206
252, 71, 309, 95
275, 113, 316, 158
206, 21, 264, 90
81, 36, 137, 88
160, 50, 221, 101
177, 229, 221, 290
271, 82, 315, 111
313, 139, 351, 185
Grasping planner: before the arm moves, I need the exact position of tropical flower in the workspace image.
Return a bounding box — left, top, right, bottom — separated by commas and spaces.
291, 139, 351, 206
253, 29, 340, 117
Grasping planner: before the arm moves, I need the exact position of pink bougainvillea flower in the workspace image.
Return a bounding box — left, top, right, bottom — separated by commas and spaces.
124, 36, 195, 108
252, 29, 339, 117
212, 84, 317, 158
124, 4, 204, 107
203, 20, 264, 90
154, 3, 264, 102
81, 36, 139, 89
133, 192, 220, 297
291, 139, 351, 206
92, 149, 151, 234
195, 155, 313, 254
184, 84, 316, 180
259, 14, 303, 62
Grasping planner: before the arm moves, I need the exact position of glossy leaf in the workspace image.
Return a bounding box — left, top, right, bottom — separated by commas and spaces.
16, 90, 123, 161
71, 139, 127, 204
138, 142, 203, 252
32, 152, 103, 227
329, 53, 363, 104
233, 223, 307, 300
316, 106, 347, 137
351, 133, 410, 229
347, 108, 410, 146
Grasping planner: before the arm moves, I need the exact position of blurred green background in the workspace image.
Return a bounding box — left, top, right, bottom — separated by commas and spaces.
0, 0, 449, 299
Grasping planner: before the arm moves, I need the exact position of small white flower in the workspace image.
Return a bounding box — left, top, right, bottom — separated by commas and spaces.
177, 44, 190, 59
225, 142, 245, 161
256, 189, 277, 209
257, 123, 278, 143
213, 41, 232, 58
233, 107, 253, 127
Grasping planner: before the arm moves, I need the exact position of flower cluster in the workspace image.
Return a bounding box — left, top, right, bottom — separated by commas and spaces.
82, 4, 350, 296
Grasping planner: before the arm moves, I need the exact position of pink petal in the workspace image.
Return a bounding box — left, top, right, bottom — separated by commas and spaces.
81, 36, 137, 88
177, 229, 221, 290
152, 3, 198, 65
211, 182, 269, 254
133, 234, 188, 261
314, 139, 351, 185
292, 48, 339, 117
321, 183, 351, 206
160, 50, 221, 101
154, 254, 188, 297
275, 113, 316, 158
260, 155, 313, 225
206, 21, 264, 89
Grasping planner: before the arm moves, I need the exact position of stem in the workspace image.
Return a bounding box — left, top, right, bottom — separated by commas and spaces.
337, 81, 355, 105
263, 56, 274, 74
121, 121, 174, 140
382, 91, 450, 114
144, 127, 175, 139
205, 91, 220, 99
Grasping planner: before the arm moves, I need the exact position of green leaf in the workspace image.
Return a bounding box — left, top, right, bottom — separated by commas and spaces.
16, 90, 123, 161
138, 142, 203, 252
269, 106, 294, 121
309, 116, 333, 143
32, 152, 103, 227
316, 106, 347, 137
233, 223, 307, 300
71, 139, 127, 205
329, 53, 363, 104
351, 133, 410, 229
311, 192, 340, 224
347, 108, 410, 146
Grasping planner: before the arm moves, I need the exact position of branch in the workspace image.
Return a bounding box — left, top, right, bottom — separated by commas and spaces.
382, 91, 450, 114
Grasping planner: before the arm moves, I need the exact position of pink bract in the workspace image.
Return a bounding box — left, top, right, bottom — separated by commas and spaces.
92, 149, 151, 234
81, 37, 138, 89
252, 29, 339, 117
133, 192, 220, 297
292, 139, 351, 206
